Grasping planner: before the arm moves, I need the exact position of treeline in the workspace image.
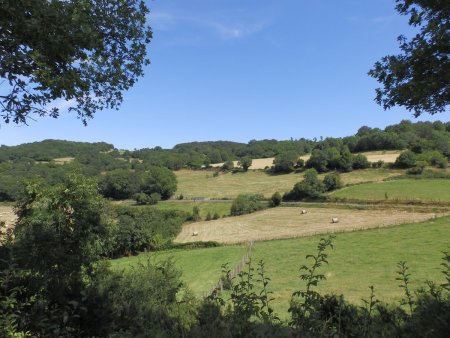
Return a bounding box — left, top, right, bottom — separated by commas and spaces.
2, 120, 449, 167
0, 139, 115, 161
341, 120, 450, 154
132, 139, 314, 169
132, 120, 450, 169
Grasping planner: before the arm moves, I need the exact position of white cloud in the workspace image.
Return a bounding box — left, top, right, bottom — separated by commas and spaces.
148, 9, 270, 41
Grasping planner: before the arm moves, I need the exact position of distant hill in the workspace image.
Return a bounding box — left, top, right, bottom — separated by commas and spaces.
0, 139, 115, 162
1, 119, 449, 169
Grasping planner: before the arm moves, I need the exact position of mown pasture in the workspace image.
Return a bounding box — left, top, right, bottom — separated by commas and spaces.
110, 216, 450, 319
330, 178, 450, 202
174, 168, 403, 199
112, 199, 232, 218
155, 200, 232, 218
174, 206, 440, 244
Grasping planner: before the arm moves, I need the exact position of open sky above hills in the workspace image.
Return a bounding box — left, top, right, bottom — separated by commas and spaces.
1, 0, 445, 150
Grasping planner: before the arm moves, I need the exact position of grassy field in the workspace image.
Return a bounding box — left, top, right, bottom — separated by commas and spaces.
110, 244, 247, 296
112, 200, 232, 218
174, 168, 402, 199
155, 200, 232, 218
330, 178, 450, 202
111, 216, 450, 319
175, 206, 439, 244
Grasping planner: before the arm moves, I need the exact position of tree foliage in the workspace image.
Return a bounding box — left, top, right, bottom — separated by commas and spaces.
238, 156, 253, 171
323, 173, 342, 192
230, 194, 266, 216
285, 169, 325, 201
270, 192, 282, 207
395, 150, 417, 168
0, 0, 152, 124
369, 0, 450, 116
273, 151, 298, 173
13, 175, 105, 300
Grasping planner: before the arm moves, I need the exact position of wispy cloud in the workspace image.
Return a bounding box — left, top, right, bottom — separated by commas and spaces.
346, 14, 397, 26
370, 15, 396, 24
148, 9, 270, 41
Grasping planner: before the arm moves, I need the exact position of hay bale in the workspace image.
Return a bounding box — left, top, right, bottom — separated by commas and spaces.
301, 209, 307, 214
331, 217, 339, 223
192, 231, 199, 236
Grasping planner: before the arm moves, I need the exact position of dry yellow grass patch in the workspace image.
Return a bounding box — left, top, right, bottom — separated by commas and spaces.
0, 205, 16, 228
175, 207, 439, 244
362, 151, 401, 163
53, 157, 75, 164
210, 158, 275, 170
210, 151, 400, 170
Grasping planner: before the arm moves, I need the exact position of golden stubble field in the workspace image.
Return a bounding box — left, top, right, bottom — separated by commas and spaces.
175, 207, 441, 244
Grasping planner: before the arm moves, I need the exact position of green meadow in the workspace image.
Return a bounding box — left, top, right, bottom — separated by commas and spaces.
330, 178, 450, 202
110, 244, 247, 295
110, 216, 450, 318
155, 200, 232, 218
112, 200, 233, 218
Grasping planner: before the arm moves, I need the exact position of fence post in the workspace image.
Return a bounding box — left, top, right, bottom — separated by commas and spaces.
209, 240, 255, 296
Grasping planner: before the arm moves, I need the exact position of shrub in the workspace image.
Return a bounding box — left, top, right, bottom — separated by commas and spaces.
395, 150, 417, 168
148, 192, 161, 205
323, 173, 342, 191
430, 153, 448, 168
372, 160, 384, 168
407, 166, 424, 175
273, 151, 298, 173
221, 160, 234, 172
104, 206, 185, 257
352, 154, 370, 169
86, 259, 196, 337
134, 192, 151, 205
296, 158, 305, 168
142, 166, 177, 200
284, 169, 324, 200
237, 157, 252, 171
230, 194, 265, 216
191, 206, 201, 221
306, 149, 329, 172
270, 192, 282, 207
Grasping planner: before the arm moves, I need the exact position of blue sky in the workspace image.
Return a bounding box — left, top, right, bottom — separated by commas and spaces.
0, 0, 445, 150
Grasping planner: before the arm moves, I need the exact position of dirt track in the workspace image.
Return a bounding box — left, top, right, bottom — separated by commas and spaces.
175, 207, 440, 244
0, 205, 16, 228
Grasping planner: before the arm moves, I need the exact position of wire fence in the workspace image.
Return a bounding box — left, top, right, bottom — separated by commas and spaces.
210, 240, 254, 295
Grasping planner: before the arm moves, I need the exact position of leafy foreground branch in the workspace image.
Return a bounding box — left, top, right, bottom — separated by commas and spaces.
1, 176, 449, 337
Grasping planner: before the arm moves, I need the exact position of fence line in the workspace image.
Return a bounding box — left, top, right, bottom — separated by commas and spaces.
210, 240, 254, 295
